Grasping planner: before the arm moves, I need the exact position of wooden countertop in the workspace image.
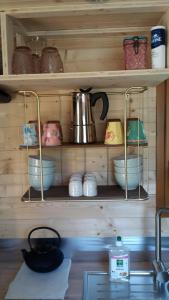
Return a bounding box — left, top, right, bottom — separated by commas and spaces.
0, 248, 154, 300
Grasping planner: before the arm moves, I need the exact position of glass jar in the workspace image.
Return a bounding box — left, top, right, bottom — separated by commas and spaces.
123, 36, 147, 70
12, 46, 33, 74
40, 47, 64, 73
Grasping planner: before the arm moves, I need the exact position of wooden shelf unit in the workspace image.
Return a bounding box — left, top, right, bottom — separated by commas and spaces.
0, 1, 168, 90
0, 1, 165, 205
22, 185, 149, 202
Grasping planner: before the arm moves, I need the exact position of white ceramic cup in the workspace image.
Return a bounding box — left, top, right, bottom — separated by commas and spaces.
69, 179, 83, 197
83, 179, 97, 197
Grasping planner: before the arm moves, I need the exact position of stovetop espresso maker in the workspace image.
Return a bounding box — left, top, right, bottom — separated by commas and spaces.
72, 88, 109, 144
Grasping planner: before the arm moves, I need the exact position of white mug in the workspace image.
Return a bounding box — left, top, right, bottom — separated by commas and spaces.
83, 179, 97, 197
69, 179, 82, 197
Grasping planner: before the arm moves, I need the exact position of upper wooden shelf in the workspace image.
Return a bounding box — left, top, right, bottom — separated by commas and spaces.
1, 69, 169, 91
5, 2, 169, 37
2, 0, 169, 14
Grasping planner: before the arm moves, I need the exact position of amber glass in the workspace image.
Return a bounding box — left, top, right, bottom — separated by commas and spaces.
32, 54, 41, 74
40, 47, 64, 73
12, 46, 33, 74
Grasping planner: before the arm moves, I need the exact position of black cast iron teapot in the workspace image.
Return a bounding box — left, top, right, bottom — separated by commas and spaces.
22, 226, 64, 273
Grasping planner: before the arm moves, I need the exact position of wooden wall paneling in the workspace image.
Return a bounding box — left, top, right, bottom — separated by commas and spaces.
164, 80, 169, 207
0, 13, 15, 75
159, 8, 169, 68
156, 82, 166, 209
0, 13, 27, 75
0, 195, 156, 237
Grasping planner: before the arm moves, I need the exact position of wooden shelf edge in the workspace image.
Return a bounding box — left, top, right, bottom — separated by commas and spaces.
0, 69, 169, 91
21, 185, 149, 202
19, 143, 148, 150
2, 69, 169, 80
6, 2, 169, 17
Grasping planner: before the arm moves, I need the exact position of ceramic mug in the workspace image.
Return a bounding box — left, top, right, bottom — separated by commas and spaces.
83, 179, 97, 197
127, 118, 147, 145
42, 121, 62, 146
104, 119, 124, 145
22, 121, 38, 146
69, 179, 83, 197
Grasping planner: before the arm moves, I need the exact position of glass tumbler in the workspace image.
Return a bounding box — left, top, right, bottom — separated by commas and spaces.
12, 46, 33, 74
40, 47, 64, 73
32, 54, 41, 73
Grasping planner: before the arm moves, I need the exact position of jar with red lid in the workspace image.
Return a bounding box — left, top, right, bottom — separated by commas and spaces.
123, 36, 148, 70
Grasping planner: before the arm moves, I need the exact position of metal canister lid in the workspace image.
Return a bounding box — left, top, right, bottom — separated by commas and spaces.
123, 36, 147, 44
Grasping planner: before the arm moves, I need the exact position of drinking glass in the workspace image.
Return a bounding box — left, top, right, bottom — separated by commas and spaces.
12, 46, 33, 74
32, 54, 41, 74
40, 47, 64, 73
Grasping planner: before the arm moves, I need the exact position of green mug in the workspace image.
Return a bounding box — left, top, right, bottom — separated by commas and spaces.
127, 118, 147, 145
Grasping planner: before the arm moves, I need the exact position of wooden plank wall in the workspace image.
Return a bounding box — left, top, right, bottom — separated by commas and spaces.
0, 87, 158, 238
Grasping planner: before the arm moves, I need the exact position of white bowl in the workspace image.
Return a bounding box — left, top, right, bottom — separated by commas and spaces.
28, 155, 55, 168
114, 172, 142, 190
114, 154, 143, 168
114, 165, 143, 174
28, 166, 56, 175
28, 173, 55, 191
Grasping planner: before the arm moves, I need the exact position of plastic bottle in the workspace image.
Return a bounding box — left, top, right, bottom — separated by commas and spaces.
109, 236, 130, 282
151, 25, 166, 69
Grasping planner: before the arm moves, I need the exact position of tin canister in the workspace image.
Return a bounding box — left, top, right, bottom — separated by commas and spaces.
22, 121, 38, 146
104, 119, 124, 145
151, 25, 166, 68
123, 36, 147, 70
42, 121, 63, 146
127, 118, 147, 145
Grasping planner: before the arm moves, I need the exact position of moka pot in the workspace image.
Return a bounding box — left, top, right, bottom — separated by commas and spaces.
72, 88, 109, 144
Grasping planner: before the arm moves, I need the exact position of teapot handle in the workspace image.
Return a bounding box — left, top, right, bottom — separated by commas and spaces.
28, 226, 61, 251
91, 92, 109, 120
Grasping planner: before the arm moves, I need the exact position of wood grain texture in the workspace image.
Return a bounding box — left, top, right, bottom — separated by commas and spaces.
164, 80, 169, 207
156, 83, 165, 209
0, 87, 157, 237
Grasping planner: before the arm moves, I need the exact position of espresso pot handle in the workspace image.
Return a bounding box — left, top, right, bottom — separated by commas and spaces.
91, 92, 109, 120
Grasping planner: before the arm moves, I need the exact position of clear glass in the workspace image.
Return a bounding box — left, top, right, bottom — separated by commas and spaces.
32, 54, 41, 74
27, 36, 46, 56
12, 46, 33, 74
40, 47, 64, 73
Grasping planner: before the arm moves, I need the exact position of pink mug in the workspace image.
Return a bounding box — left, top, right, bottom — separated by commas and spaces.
42, 121, 62, 146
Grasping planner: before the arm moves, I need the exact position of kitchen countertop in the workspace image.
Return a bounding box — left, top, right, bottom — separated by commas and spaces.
0, 246, 154, 300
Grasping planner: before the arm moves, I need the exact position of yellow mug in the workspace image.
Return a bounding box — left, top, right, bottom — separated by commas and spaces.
104, 119, 124, 145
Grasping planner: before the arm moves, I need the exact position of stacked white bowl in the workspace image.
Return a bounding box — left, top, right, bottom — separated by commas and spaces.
28, 155, 56, 191
113, 154, 143, 190
83, 172, 97, 197
69, 173, 83, 197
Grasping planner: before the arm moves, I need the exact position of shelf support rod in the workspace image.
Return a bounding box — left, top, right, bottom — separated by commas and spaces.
124, 86, 147, 200
18, 90, 45, 201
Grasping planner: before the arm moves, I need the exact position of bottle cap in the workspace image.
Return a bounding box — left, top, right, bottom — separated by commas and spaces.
151, 25, 166, 31
116, 236, 122, 246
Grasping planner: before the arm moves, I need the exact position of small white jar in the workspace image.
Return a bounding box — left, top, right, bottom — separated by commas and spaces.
83, 179, 97, 197
69, 179, 83, 197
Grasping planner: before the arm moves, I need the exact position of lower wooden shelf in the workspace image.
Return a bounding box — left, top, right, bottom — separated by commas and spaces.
19, 142, 148, 150
21, 185, 149, 202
